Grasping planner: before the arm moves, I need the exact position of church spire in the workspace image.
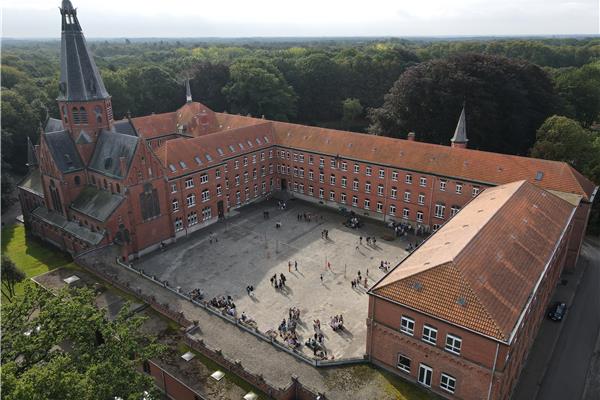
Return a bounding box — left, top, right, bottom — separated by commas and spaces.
58, 0, 109, 102
185, 78, 193, 103
451, 103, 468, 149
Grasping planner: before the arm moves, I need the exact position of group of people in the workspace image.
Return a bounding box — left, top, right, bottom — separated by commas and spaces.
405, 242, 420, 252
277, 200, 287, 210
189, 288, 204, 301
278, 316, 300, 348
288, 260, 298, 272
209, 295, 237, 317
379, 260, 392, 272
345, 215, 360, 229
270, 273, 287, 289
245, 285, 255, 296
329, 315, 344, 331
297, 212, 319, 222
208, 232, 218, 243
321, 229, 330, 239
351, 270, 368, 290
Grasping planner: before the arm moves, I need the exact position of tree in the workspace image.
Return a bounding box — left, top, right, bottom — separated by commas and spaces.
368, 54, 558, 155
342, 98, 363, 123
1, 285, 164, 400
554, 62, 600, 127
223, 58, 297, 121
1, 256, 25, 301
190, 62, 230, 112
530, 116, 600, 184
123, 66, 182, 117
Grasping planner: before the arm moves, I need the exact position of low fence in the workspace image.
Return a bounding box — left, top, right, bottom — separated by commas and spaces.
75, 256, 325, 400
115, 257, 368, 368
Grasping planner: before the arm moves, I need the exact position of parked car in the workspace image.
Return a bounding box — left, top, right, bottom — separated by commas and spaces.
547, 302, 567, 321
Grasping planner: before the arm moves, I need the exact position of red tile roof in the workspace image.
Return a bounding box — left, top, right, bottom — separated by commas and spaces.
370, 181, 576, 342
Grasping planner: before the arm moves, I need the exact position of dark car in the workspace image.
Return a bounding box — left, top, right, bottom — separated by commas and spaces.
547, 302, 567, 321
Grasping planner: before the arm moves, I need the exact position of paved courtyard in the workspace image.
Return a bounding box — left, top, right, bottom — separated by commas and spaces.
135, 198, 414, 359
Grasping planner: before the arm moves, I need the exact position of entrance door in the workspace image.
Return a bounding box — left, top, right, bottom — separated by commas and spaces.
217, 200, 224, 219
281, 179, 287, 191
418, 364, 432, 387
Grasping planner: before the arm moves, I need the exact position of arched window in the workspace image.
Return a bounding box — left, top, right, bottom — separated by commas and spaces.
74, 175, 81, 185
79, 106, 88, 124
94, 105, 103, 124
72, 107, 80, 124
49, 180, 63, 214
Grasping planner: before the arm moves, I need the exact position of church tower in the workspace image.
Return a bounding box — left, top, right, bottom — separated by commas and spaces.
451, 104, 468, 149
56, 0, 113, 163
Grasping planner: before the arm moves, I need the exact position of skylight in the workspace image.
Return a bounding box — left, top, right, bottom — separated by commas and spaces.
179, 161, 187, 169
263, 136, 269, 143
247, 140, 253, 147
194, 156, 202, 165
205, 153, 213, 162
535, 171, 544, 181
229, 145, 235, 152
169, 164, 176, 172
239, 143, 244, 150
256, 138, 262, 145
217, 148, 224, 155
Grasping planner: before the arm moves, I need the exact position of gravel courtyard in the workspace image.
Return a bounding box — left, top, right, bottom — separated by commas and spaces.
135, 198, 413, 359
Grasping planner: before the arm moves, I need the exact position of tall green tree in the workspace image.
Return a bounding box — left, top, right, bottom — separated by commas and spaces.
123, 66, 182, 117
223, 58, 297, 121
554, 62, 600, 127
1, 285, 164, 400
368, 54, 558, 155
190, 62, 230, 112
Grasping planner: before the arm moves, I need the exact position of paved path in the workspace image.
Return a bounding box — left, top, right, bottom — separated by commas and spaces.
512, 238, 600, 400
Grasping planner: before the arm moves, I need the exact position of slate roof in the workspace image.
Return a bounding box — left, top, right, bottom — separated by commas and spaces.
71, 186, 125, 222
370, 181, 576, 343
18, 169, 44, 197
88, 130, 139, 179
44, 117, 64, 133
113, 120, 138, 137
31, 206, 104, 245
43, 130, 84, 173
58, 0, 109, 101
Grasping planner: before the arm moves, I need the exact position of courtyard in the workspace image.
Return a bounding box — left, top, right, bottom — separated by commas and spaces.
135, 197, 415, 360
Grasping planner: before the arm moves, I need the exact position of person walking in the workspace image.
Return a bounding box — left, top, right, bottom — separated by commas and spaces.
288, 261, 291, 272
359, 236, 363, 245
295, 260, 298, 271
320, 274, 323, 284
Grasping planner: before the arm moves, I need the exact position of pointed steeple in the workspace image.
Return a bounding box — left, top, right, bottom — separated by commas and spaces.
58, 0, 109, 101
185, 78, 193, 103
26, 137, 38, 168
451, 104, 468, 148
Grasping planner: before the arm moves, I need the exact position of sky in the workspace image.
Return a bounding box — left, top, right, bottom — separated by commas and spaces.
2, 0, 599, 38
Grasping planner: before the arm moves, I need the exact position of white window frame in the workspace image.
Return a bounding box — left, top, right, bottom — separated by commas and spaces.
440, 373, 456, 394
445, 334, 462, 355
185, 177, 194, 189
400, 316, 414, 335
397, 354, 411, 374
456, 183, 463, 194
419, 177, 427, 187
405, 174, 412, 184
418, 364, 433, 388
422, 325, 437, 345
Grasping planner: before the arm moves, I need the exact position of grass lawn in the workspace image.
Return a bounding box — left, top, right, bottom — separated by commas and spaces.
1, 224, 77, 301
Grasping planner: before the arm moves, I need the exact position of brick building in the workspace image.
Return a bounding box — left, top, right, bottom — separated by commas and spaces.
367, 180, 577, 399
18, 1, 596, 265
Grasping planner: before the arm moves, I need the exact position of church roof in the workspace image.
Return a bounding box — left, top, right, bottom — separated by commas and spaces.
44, 117, 64, 134
43, 130, 84, 173
370, 181, 575, 343
88, 130, 139, 179
71, 186, 125, 222
32, 206, 104, 245
57, 0, 109, 101
18, 169, 44, 197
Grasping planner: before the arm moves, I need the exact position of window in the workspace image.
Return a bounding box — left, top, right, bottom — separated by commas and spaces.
472, 186, 480, 197
440, 373, 456, 394
171, 183, 177, 193
263, 166, 267, 177
179, 161, 187, 169
172, 199, 179, 211
377, 184, 384, 196
416, 211, 423, 222
330, 158, 336, 168
269, 150, 274, 159
352, 196, 358, 207
365, 182, 371, 193
341, 193, 347, 203
418, 364, 433, 387
392, 171, 398, 181
329, 191, 335, 201
298, 154, 304, 163
74, 175, 81, 185
341, 176, 347, 188
216, 185, 222, 196
236, 191, 241, 204
319, 173, 325, 183
376, 202, 383, 213
391, 187, 397, 199
234, 160, 239, 169
445, 334, 462, 355
253, 169, 258, 180
185, 178, 194, 189
215, 169, 221, 179
402, 208, 409, 219
308, 155, 314, 165
440, 180, 447, 191
201, 189, 210, 202
217, 148, 224, 156
400, 316, 414, 335
319, 188, 324, 199
434, 204, 445, 219
397, 354, 411, 373
252, 155, 257, 164
354, 164, 360, 173
419, 177, 427, 187
403, 191, 411, 202
341, 161, 347, 171
456, 183, 463, 194
364, 198, 370, 209
200, 174, 208, 184
243, 157, 248, 166
330, 175, 336, 185
389, 204, 396, 216
405, 174, 412, 184
418, 194, 425, 205
261, 152, 265, 161
365, 166, 372, 176
174, 217, 183, 232
187, 212, 198, 226
186, 193, 196, 207
353, 179, 359, 191
451, 206, 460, 216
309, 170, 314, 181
422, 325, 437, 345
308, 186, 314, 196
205, 153, 212, 162
235, 175, 240, 186
319, 157, 325, 167
244, 171, 249, 182
202, 206, 212, 221
379, 169, 385, 179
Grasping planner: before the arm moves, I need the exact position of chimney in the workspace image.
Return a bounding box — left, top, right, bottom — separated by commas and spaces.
407, 132, 416, 141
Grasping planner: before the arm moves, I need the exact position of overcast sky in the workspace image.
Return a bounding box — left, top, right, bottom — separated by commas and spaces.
2, 0, 599, 38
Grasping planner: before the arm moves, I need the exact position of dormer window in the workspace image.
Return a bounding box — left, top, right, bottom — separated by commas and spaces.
169, 164, 176, 172
104, 157, 113, 170
205, 153, 213, 162
179, 161, 187, 169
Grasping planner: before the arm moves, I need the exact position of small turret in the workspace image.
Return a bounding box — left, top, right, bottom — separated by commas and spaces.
451, 104, 468, 149
185, 78, 192, 103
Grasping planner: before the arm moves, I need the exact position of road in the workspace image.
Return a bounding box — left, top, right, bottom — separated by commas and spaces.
535, 240, 600, 400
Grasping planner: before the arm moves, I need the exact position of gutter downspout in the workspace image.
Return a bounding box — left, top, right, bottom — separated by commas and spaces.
487, 342, 500, 400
